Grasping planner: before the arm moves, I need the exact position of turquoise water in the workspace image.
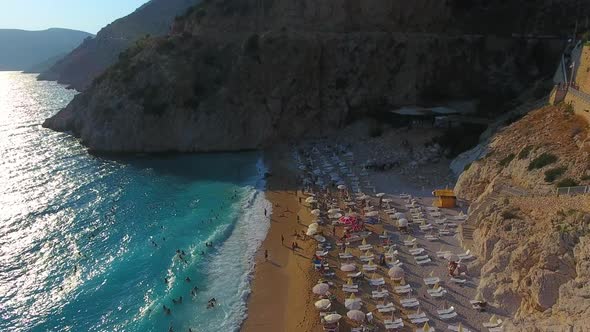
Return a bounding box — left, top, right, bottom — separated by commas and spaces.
0, 72, 270, 332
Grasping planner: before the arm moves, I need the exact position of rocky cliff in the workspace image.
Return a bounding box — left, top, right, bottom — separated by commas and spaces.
37, 0, 198, 90
44, 0, 582, 152
455, 105, 590, 330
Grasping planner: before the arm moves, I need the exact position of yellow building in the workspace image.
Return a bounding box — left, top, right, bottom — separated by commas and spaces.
433, 189, 456, 208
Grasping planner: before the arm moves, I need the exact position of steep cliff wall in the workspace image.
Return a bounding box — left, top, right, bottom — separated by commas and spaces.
37, 0, 198, 90
44, 0, 577, 152
455, 105, 590, 330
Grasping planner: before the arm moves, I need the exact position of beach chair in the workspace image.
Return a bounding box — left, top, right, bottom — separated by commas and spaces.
360, 254, 375, 262
450, 277, 466, 284
423, 277, 440, 285
425, 234, 439, 241
436, 306, 454, 315
483, 318, 503, 328
407, 312, 426, 320
409, 248, 425, 256
358, 244, 373, 251
371, 290, 388, 299
394, 285, 411, 294
439, 312, 457, 320
362, 265, 377, 272
448, 325, 472, 332
458, 250, 474, 260
403, 238, 417, 246
436, 250, 451, 258
316, 250, 329, 257
488, 327, 504, 332
369, 278, 385, 286
400, 298, 420, 308
339, 253, 353, 259
416, 258, 432, 265
347, 271, 362, 278
386, 260, 403, 268
376, 302, 394, 311
419, 224, 433, 231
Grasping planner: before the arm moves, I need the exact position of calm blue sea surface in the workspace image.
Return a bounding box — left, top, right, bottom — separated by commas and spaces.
0, 72, 270, 332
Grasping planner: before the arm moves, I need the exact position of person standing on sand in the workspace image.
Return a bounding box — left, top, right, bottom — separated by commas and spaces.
281, 235, 284, 245
264, 249, 268, 261
264, 208, 267, 216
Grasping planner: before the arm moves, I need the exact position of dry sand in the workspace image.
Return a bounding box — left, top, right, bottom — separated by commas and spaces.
242, 148, 320, 332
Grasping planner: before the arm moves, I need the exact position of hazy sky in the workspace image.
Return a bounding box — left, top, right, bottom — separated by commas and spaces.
0, 0, 148, 34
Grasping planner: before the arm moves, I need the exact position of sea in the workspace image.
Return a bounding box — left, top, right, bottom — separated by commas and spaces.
0, 72, 271, 332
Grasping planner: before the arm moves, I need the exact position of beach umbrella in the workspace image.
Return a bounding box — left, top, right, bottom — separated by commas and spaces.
305, 197, 316, 203
347, 278, 353, 285
347, 310, 365, 322
328, 208, 341, 214
312, 283, 329, 295
394, 212, 405, 219
337, 184, 347, 190
314, 299, 331, 310
422, 322, 432, 332
340, 264, 356, 272
345, 299, 362, 310
398, 219, 408, 227
361, 238, 367, 246
314, 235, 326, 243
388, 266, 404, 279
311, 209, 321, 216
445, 253, 460, 262
308, 222, 319, 229
323, 313, 342, 324
329, 213, 343, 219
365, 211, 379, 217
376, 193, 386, 197
306, 228, 318, 236
458, 323, 464, 332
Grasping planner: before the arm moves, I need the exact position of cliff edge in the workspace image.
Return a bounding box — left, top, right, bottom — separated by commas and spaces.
43, 0, 577, 152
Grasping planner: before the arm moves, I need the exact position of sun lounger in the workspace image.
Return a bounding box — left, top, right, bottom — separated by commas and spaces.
358, 244, 373, 251
423, 277, 440, 285
316, 251, 329, 257
371, 290, 389, 299
436, 250, 451, 258
416, 258, 431, 265
362, 265, 377, 271
451, 277, 466, 284
339, 253, 353, 259
458, 250, 474, 260
439, 312, 457, 320
401, 300, 420, 308
439, 230, 451, 235
394, 285, 411, 293
347, 271, 362, 278
448, 325, 472, 332
411, 317, 430, 324
343, 283, 358, 289
416, 327, 435, 332
407, 312, 426, 320
369, 279, 385, 286
409, 248, 425, 255
425, 235, 439, 241
437, 306, 455, 315
414, 254, 429, 260
419, 224, 433, 231
400, 297, 418, 304
360, 254, 375, 261
386, 260, 403, 268
403, 239, 417, 246
488, 327, 504, 332
384, 250, 399, 259
342, 287, 358, 293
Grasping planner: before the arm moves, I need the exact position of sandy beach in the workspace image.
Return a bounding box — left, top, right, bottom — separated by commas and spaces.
243, 139, 503, 332
242, 148, 320, 332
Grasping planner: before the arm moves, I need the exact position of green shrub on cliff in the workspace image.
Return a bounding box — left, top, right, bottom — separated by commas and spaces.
528, 152, 558, 170
499, 153, 515, 167
544, 166, 566, 183
518, 145, 533, 159
557, 178, 578, 187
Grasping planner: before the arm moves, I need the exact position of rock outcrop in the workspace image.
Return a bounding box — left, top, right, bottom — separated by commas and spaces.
44, 0, 580, 152
37, 0, 198, 90
455, 105, 590, 330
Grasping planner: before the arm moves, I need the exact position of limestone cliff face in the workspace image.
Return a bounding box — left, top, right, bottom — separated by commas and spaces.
455, 105, 590, 330
37, 0, 198, 91
44, 0, 578, 152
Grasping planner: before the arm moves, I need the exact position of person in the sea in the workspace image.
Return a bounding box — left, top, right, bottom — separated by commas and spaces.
185, 277, 191, 282
164, 277, 168, 284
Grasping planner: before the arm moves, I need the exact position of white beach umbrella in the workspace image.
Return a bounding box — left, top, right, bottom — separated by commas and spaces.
314, 299, 331, 310
323, 313, 342, 324
340, 264, 356, 272
312, 283, 330, 295
398, 218, 408, 227
308, 222, 319, 229
306, 228, 318, 236
347, 310, 365, 322
329, 213, 343, 219
337, 184, 347, 190
365, 211, 379, 217
311, 209, 321, 216
388, 266, 405, 279
345, 299, 362, 310
376, 193, 386, 197
305, 197, 316, 203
